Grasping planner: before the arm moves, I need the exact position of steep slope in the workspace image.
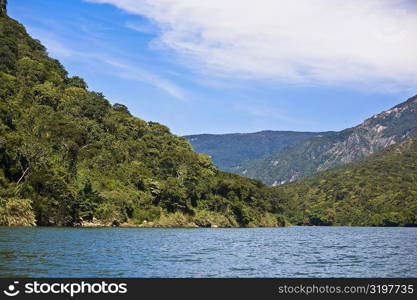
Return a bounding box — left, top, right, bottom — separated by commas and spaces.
184, 130, 331, 172
0, 9, 280, 227
276, 137, 417, 226
241, 95, 417, 185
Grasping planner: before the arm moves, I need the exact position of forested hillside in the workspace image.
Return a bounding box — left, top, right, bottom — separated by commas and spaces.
0, 10, 281, 227
1, 5, 415, 228
185, 131, 331, 172
275, 137, 417, 227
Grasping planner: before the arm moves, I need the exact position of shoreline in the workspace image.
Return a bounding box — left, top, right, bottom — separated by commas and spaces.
2, 223, 415, 228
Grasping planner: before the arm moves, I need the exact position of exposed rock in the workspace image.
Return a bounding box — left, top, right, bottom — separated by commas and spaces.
242, 95, 417, 185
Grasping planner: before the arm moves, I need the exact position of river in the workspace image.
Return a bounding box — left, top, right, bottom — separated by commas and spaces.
0, 226, 416, 277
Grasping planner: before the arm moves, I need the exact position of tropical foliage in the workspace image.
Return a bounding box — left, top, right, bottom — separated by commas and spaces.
275, 138, 417, 227
0, 9, 415, 228
0, 13, 280, 227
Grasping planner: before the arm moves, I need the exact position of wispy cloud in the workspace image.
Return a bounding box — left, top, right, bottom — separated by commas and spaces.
125, 20, 157, 34
101, 58, 186, 100
24, 27, 77, 58
25, 26, 185, 100
86, 0, 417, 90
233, 103, 311, 126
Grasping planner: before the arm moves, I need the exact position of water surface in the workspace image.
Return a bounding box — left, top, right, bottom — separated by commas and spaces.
0, 227, 416, 277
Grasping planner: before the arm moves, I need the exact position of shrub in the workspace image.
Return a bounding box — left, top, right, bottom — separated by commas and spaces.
0, 197, 36, 226
131, 206, 161, 224
192, 209, 235, 227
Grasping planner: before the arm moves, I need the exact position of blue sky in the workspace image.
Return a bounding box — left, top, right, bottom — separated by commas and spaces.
8, 0, 417, 135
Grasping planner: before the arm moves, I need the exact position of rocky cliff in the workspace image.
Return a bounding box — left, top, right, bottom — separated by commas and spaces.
240, 95, 417, 185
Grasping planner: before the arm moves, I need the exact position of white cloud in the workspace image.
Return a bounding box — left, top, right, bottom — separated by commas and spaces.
86, 0, 417, 89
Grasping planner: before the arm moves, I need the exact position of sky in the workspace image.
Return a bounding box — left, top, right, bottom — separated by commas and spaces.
8, 0, 417, 135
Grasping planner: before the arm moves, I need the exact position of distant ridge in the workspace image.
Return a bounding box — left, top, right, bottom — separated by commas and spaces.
184, 130, 332, 172
240, 95, 417, 185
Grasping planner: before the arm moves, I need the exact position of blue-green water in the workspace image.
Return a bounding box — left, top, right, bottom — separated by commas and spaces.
0, 227, 416, 277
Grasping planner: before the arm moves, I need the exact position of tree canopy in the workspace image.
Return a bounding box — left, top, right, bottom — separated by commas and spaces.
0, 13, 281, 227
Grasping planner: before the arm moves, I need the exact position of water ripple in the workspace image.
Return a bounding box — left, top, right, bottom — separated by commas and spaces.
0, 227, 416, 277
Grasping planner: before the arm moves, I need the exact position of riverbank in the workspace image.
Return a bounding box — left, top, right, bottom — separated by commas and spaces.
76, 210, 289, 228
0, 204, 289, 228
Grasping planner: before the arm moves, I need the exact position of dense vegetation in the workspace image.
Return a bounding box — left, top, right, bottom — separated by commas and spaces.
275, 138, 417, 226
0, 11, 284, 227
184, 131, 330, 172
241, 96, 417, 185
1, 7, 415, 228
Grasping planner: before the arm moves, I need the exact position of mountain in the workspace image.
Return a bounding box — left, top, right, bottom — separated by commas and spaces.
184, 131, 332, 172
276, 137, 417, 227
240, 95, 417, 185
0, 8, 280, 227
1, 4, 414, 228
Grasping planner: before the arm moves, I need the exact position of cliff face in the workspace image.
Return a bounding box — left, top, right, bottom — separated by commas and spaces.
240, 95, 417, 185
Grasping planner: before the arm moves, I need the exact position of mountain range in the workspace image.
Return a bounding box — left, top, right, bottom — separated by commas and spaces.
239, 95, 417, 185
0, 2, 415, 227
186, 95, 417, 186
184, 131, 332, 172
